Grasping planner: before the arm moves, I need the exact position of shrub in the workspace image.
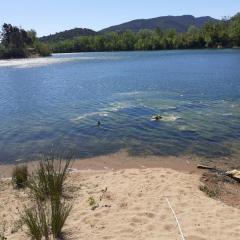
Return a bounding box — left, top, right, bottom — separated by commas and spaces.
12, 165, 28, 189
199, 184, 220, 198
0, 45, 8, 59
51, 198, 72, 239
35, 42, 52, 57
23, 197, 72, 240
88, 196, 96, 206
22, 152, 73, 239
88, 196, 99, 210
28, 154, 72, 201
22, 200, 50, 240
0, 46, 28, 59
22, 208, 43, 240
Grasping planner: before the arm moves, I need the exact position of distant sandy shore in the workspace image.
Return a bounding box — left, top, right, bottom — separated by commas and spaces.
0, 151, 240, 240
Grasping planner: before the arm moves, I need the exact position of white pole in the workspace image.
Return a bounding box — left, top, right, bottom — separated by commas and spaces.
166, 197, 186, 240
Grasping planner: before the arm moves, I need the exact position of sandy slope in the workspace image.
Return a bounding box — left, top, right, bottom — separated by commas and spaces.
1, 168, 240, 240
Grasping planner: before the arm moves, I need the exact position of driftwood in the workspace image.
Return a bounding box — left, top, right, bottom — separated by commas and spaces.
197, 165, 225, 174
197, 165, 240, 182
197, 165, 217, 171
226, 170, 240, 182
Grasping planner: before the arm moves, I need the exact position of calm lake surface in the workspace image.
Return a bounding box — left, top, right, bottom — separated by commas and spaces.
0, 50, 240, 163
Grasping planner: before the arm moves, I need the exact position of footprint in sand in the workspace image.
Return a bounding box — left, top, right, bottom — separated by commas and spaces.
102, 236, 113, 240
94, 212, 102, 218
146, 224, 155, 231
137, 212, 155, 218
163, 223, 175, 231
187, 236, 207, 240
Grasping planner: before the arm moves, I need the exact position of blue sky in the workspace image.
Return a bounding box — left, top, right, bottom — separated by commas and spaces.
0, 0, 240, 37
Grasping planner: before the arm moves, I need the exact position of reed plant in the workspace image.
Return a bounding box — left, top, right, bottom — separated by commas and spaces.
12, 164, 28, 189
28, 153, 72, 201
21, 152, 73, 240
51, 198, 72, 239
22, 200, 49, 240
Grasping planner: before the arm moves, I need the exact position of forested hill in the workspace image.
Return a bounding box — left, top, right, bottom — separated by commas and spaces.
40, 28, 97, 43
48, 12, 240, 53
39, 15, 218, 43
100, 15, 219, 33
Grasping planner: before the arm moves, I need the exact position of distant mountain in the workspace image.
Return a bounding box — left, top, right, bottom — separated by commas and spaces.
100, 15, 219, 33
40, 28, 97, 43
39, 15, 219, 43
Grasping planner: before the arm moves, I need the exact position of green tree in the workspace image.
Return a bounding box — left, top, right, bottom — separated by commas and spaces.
229, 13, 240, 46
46, 13, 240, 53
0, 23, 51, 59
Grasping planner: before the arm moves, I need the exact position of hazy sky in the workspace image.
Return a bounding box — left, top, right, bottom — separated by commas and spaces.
1, 0, 240, 37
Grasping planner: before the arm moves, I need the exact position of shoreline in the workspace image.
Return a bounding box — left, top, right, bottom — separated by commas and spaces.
0, 150, 208, 178
0, 149, 237, 179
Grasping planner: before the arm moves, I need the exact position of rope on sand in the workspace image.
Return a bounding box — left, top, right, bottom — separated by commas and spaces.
166, 197, 186, 240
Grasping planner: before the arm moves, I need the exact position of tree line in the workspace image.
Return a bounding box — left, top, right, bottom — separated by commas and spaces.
51, 13, 240, 53
0, 23, 51, 59
1, 13, 239, 59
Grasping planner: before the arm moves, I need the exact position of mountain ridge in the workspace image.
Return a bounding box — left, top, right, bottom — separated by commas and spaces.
40, 28, 97, 43
39, 15, 219, 42
100, 15, 219, 33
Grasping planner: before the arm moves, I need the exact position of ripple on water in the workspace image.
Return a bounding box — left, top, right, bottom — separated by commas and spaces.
71, 101, 132, 123
71, 111, 109, 123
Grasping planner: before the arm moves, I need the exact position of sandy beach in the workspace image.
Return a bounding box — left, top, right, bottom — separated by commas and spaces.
1, 2, 240, 239
1, 152, 240, 240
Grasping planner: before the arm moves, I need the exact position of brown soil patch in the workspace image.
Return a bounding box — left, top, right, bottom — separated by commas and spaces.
200, 172, 240, 208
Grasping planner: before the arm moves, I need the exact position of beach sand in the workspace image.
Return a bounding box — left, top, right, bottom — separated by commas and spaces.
1, 152, 240, 240
0, 150, 200, 178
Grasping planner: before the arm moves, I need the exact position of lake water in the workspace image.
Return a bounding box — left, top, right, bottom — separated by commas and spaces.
0, 50, 240, 164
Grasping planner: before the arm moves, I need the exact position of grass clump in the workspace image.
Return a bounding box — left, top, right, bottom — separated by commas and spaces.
22, 201, 49, 240
88, 196, 96, 206
51, 199, 72, 239
199, 184, 220, 198
22, 198, 72, 240
88, 196, 99, 210
28, 154, 72, 201
21, 152, 73, 240
12, 164, 28, 189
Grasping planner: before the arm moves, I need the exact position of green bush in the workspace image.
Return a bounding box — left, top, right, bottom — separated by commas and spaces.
199, 184, 220, 198
0, 45, 8, 59
35, 42, 52, 57
12, 165, 28, 189
51, 198, 72, 239
22, 153, 73, 239
88, 196, 96, 206
23, 197, 72, 240
22, 200, 50, 240
28, 154, 72, 201
0, 45, 29, 59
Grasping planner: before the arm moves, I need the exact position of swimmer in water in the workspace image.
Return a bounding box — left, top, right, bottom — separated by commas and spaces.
97, 120, 101, 127
154, 115, 162, 121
